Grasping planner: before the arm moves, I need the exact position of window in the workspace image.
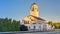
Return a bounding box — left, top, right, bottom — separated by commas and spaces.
24, 21, 29, 24
32, 8, 34, 11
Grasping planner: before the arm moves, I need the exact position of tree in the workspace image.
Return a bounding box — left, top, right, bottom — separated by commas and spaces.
20, 25, 28, 31
0, 18, 20, 32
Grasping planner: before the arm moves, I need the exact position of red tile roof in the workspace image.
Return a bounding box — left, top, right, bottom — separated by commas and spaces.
30, 15, 46, 21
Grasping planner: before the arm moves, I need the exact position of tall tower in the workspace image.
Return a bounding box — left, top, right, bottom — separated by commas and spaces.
23, 3, 45, 24
30, 3, 38, 17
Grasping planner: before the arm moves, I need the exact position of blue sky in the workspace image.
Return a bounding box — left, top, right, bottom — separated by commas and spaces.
0, 0, 60, 22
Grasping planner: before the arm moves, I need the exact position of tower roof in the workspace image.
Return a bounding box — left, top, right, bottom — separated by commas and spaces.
32, 3, 37, 5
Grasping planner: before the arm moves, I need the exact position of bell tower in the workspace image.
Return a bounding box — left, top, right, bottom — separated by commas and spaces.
30, 3, 38, 17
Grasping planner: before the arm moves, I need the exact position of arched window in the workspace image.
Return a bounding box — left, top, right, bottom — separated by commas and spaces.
34, 26, 36, 30
32, 7, 34, 11
29, 26, 30, 29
